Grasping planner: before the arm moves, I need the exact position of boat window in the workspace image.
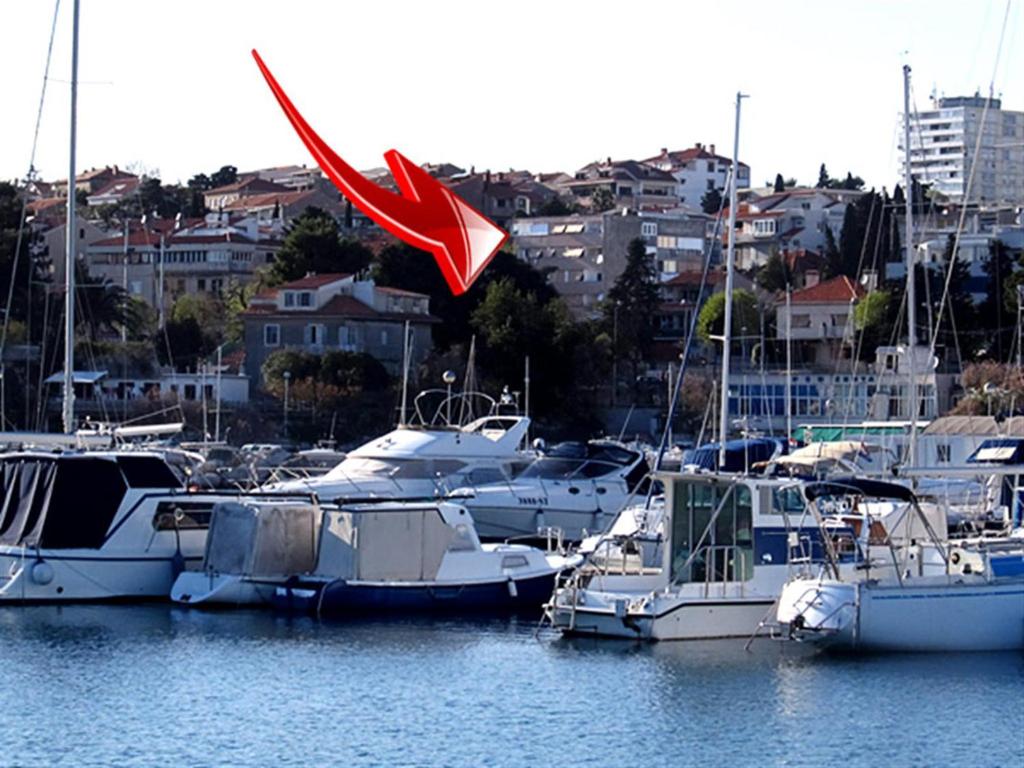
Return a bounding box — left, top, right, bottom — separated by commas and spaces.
669, 480, 753, 584
771, 486, 805, 516
578, 460, 627, 479
465, 467, 507, 485
520, 458, 586, 480
153, 501, 214, 530
501, 555, 529, 569
38, 458, 127, 549
447, 523, 476, 551
326, 458, 466, 480
118, 455, 184, 488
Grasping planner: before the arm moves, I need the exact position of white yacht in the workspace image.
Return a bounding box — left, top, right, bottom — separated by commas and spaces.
263, 391, 532, 501
453, 440, 650, 542
171, 498, 577, 613
774, 479, 1024, 652
0, 450, 306, 602
545, 470, 826, 640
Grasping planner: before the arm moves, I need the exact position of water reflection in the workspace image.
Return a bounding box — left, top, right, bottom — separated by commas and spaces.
0, 606, 1020, 768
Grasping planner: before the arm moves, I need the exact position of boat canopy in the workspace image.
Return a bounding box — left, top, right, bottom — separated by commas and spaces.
520, 441, 643, 481
804, 477, 915, 502
0, 454, 128, 549
686, 438, 786, 473
204, 501, 320, 578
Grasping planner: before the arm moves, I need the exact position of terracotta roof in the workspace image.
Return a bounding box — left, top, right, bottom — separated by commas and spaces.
27, 198, 65, 214
92, 231, 162, 247
277, 273, 352, 290
205, 177, 290, 196
222, 190, 313, 210
788, 275, 865, 304
642, 146, 750, 169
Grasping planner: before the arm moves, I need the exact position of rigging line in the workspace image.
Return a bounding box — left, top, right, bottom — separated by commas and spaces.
0, 0, 62, 426
928, 0, 1012, 359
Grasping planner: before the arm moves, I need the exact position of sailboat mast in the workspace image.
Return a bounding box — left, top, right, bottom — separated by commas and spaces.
62, 0, 80, 434
718, 91, 744, 469
903, 64, 918, 465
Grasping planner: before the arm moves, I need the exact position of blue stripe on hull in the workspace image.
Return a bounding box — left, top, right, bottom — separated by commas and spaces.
274, 572, 558, 616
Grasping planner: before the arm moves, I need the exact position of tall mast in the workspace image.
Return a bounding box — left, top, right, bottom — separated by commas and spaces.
718, 91, 745, 469
903, 64, 918, 465
62, 0, 80, 434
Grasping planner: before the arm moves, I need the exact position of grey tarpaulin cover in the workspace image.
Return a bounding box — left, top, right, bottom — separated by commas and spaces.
316, 507, 456, 582
205, 501, 319, 577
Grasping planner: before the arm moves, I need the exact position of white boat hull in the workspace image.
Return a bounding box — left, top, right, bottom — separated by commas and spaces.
170, 571, 276, 606
0, 550, 201, 602
777, 576, 1024, 652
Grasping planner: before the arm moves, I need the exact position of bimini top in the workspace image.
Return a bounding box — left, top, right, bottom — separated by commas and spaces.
804, 476, 915, 503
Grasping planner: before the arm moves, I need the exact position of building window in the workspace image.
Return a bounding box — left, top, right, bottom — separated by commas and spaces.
299, 292, 313, 307
641, 222, 658, 237
305, 324, 325, 346
380, 329, 389, 346
937, 444, 951, 463
197, 278, 206, 292
264, 324, 280, 347
791, 314, 811, 328
338, 326, 351, 349
284, 292, 295, 308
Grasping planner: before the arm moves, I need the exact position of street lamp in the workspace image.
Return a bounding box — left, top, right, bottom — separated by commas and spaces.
283, 370, 292, 436
442, 369, 457, 425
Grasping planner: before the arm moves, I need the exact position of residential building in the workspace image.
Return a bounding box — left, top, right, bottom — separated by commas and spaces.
220, 186, 345, 223
445, 170, 560, 227
53, 166, 137, 197
510, 210, 707, 318
643, 144, 751, 206
775, 274, 863, 368
241, 273, 437, 387
902, 94, 1024, 205
559, 159, 678, 211
245, 164, 324, 191
85, 215, 279, 319
653, 268, 755, 359
203, 177, 292, 211
86, 177, 141, 207
726, 187, 863, 270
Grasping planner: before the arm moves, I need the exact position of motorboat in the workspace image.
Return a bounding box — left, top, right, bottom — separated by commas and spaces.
171, 498, 578, 614
262, 390, 532, 501
0, 450, 307, 602
774, 478, 1024, 652
452, 440, 650, 542
545, 470, 828, 640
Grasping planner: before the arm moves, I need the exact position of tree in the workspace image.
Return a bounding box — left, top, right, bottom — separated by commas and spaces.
852, 290, 892, 360
536, 196, 574, 216
756, 252, 790, 292
591, 187, 615, 212
836, 172, 865, 191
700, 187, 723, 215
977, 239, 1014, 360
270, 207, 373, 283
210, 165, 238, 188
773, 174, 786, 193
604, 238, 661, 396
696, 289, 760, 353
816, 163, 831, 189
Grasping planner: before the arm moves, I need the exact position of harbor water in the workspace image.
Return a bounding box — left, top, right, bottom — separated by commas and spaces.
0, 606, 1021, 767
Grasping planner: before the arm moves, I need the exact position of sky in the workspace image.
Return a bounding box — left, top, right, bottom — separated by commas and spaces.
0, 0, 1021, 192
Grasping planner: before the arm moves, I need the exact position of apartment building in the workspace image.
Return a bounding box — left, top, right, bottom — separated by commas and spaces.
644, 144, 751, 206
902, 94, 1024, 205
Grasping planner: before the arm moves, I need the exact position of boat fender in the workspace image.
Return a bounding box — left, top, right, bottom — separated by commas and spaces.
506, 577, 518, 599
950, 550, 961, 565
30, 560, 54, 586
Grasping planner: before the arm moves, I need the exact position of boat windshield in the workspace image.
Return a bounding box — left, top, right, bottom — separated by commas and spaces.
325, 457, 468, 481
520, 442, 638, 481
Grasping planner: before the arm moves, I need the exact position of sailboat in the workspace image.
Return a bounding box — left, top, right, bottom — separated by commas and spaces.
771, 66, 1024, 653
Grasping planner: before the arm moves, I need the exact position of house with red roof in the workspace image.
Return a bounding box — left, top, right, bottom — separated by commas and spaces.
241, 273, 437, 387
775, 274, 865, 367
643, 143, 751, 207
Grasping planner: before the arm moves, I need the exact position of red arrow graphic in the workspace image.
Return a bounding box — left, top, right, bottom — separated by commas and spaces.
252, 50, 507, 295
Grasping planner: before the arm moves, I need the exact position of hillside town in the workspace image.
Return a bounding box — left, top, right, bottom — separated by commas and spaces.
1, 93, 1023, 447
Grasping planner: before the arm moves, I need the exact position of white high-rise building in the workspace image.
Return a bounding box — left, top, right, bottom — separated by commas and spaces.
901, 95, 1024, 205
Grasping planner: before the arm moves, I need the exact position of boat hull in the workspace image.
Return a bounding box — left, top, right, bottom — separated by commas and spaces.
273, 570, 560, 616
778, 577, 1024, 652
0, 550, 201, 602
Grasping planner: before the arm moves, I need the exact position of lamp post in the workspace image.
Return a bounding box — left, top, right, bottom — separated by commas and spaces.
283, 370, 291, 436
